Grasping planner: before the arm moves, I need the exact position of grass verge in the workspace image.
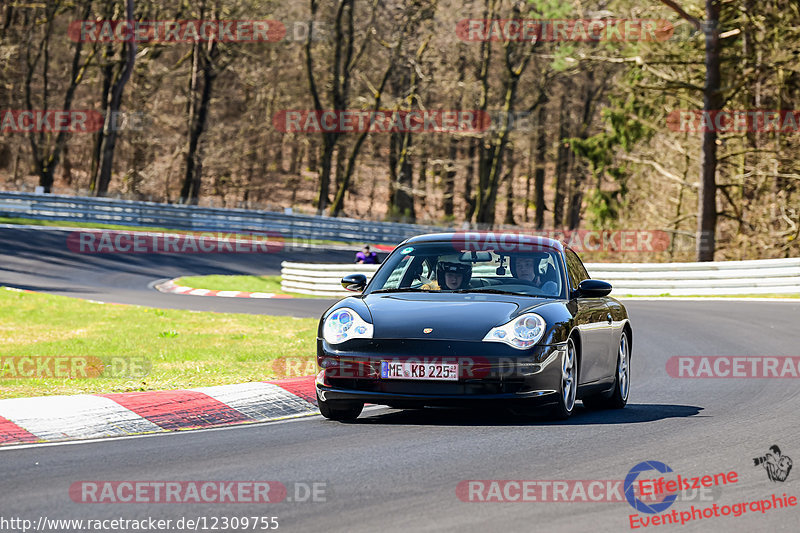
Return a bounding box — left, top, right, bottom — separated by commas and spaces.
0, 216, 396, 249
176, 275, 327, 298
0, 287, 318, 399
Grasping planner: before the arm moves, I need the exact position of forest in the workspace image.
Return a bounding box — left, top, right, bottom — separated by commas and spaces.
1, 0, 798, 261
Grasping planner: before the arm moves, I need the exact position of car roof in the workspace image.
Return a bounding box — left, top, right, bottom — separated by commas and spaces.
401, 232, 565, 253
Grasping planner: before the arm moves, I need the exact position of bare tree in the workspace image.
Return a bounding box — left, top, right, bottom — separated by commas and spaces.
660, 0, 722, 261
305, 0, 378, 214
92, 0, 137, 197
24, 1, 96, 193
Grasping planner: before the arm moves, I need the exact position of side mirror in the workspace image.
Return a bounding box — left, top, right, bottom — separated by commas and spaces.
573, 279, 612, 298
341, 273, 368, 292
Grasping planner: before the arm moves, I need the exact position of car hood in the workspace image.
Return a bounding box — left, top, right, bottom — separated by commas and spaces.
362, 292, 549, 341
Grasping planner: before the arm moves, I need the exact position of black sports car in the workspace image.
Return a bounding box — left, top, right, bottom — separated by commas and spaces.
315, 232, 632, 421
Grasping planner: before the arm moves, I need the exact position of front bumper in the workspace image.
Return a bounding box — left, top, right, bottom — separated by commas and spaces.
315, 341, 566, 407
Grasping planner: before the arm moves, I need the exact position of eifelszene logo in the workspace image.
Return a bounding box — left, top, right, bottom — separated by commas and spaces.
624, 461, 735, 514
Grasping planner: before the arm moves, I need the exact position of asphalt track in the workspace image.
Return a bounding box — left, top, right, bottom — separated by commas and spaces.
1, 226, 799, 532
0, 226, 350, 317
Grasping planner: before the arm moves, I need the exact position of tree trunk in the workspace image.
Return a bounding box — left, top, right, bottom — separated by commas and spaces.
288, 139, 303, 174
94, 0, 136, 197
391, 131, 415, 220
307, 141, 318, 173
89, 40, 114, 192
697, 0, 721, 261
334, 145, 347, 190
567, 188, 583, 230
503, 146, 516, 225
660, 0, 722, 261
443, 139, 457, 218
418, 147, 428, 214
464, 139, 477, 222
534, 98, 548, 230
24, 1, 93, 193
553, 91, 569, 228
180, 39, 218, 205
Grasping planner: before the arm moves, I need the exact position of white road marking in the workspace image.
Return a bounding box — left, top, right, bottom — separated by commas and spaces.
188, 382, 318, 419
0, 406, 388, 451
0, 395, 162, 441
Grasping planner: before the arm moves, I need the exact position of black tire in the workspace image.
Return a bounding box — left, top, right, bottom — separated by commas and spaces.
317, 391, 363, 421
549, 337, 578, 420
582, 330, 630, 410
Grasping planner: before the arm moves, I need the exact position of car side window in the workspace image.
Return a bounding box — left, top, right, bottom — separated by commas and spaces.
565, 249, 590, 290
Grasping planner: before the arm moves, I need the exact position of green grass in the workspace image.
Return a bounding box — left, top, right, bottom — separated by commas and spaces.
176, 275, 327, 298
0, 287, 319, 399
0, 216, 187, 233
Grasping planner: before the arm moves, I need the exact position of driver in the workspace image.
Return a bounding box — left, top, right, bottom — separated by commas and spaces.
512, 256, 538, 283
422, 255, 472, 290
510, 254, 559, 295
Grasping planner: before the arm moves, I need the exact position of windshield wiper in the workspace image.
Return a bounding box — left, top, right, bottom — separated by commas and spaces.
371, 287, 428, 293
453, 288, 561, 298
452, 288, 519, 295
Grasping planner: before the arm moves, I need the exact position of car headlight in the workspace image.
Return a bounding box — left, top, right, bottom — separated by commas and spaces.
323, 307, 373, 344
483, 313, 546, 349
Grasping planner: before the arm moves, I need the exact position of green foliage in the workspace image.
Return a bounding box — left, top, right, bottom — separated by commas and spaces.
527, 0, 576, 72
568, 94, 654, 227
528, 0, 573, 19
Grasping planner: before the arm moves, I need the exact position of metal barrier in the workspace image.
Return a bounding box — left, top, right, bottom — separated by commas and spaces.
4, 190, 799, 296
280, 258, 800, 297
0, 191, 449, 245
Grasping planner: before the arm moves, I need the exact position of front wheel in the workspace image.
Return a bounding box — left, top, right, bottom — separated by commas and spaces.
317, 391, 363, 421
583, 330, 630, 410
549, 337, 578, 420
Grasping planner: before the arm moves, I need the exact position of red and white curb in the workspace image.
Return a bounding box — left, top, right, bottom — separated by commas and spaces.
0, 376, 318, 446
154, 278, 295, 299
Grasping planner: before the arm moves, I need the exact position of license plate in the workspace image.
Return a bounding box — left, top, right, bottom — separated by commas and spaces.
380, 361, 459, 381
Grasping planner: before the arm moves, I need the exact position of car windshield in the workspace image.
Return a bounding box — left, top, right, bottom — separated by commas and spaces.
366, 242, 564, 298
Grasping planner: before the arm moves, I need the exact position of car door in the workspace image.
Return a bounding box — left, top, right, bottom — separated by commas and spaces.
565, 248, 614, 385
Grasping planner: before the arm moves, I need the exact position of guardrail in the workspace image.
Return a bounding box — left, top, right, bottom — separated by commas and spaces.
0, 191, 449, 245
280, 258, 800, 297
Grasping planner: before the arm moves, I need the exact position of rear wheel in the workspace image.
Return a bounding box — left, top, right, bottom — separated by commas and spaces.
317, 391, 363, 421
583, 330, 630, 410
549, 337, 578, 420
